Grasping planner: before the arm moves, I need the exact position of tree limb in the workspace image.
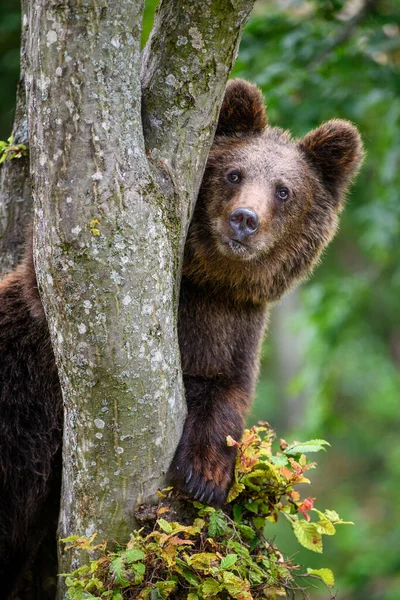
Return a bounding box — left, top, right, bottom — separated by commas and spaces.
141, 0, 256, 230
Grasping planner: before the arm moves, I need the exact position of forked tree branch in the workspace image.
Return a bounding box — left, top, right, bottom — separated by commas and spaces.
141, 0, 255, 231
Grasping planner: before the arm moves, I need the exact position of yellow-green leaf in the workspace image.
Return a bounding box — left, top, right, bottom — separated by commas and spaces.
220, 554, 238, 570
292, 521, 323, 553
201, 578, 222, 597
110, 557, 129, 586
307, 568, 335, 586
227, 481, 245, 502
222, 571, 251, 599
187, 552, 218, 572
158, 518, 173, 533
316, 519, 336, 535
285, 439, 330, 456
124, 548, 145, 563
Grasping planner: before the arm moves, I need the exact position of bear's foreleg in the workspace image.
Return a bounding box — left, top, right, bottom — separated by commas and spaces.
167, 375, 251, 507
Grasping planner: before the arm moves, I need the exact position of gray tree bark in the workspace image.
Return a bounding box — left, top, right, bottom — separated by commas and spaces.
23, 0, 255, 591
0, 0, 31, 275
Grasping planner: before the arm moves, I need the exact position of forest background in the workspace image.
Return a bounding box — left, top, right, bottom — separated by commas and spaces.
0, 0, 399, 598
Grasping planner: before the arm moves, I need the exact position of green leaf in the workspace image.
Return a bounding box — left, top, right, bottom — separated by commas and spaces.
181, 568, 201, 587
292, 521, 323, 553
232, 504, 243, 524
269, 455, 289, 467
131, 561, 146, 584
155, 580, 177, 598
285, 439, 330, 456
236, 524, 255, 540
316, 519, 336, 535
324, 509, 353, 525
187, 552, 218, 572
187, 594, 199, 600
220, 554, 238, 570
244, 501, 259, 514
252, 517, 266, 530
226, 481, 245, 502
307, 568, 335, 586
201, 578, 222, 597
124, 548, 146, 563
110, 557, 129, 586
66, 591, 97, 600
221, 572, 251, 599
227, 541, 251, 560
158, 518, 173, 533
208, 510, 228, 537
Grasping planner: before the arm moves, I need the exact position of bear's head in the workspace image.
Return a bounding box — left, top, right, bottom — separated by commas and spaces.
183, 79, 364, 305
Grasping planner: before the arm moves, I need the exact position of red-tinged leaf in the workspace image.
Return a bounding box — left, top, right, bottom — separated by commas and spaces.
157, 507, 170, 515
280, 466, 293, 481
227, 435, 240, 447
298, 497, 316, 521
168, 536, 195, 546
280, 439, 289, 450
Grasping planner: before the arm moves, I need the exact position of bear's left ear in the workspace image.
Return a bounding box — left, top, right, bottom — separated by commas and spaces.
298, 119, 364, 192
216, 79, 267, 137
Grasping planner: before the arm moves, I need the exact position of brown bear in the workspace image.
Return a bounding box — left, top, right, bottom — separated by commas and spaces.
168, 79, 363, 506
0, 79, 363, 596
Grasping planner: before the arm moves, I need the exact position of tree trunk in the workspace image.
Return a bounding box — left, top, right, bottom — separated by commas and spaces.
24, 0, 255, 591
0, 0, 31, 275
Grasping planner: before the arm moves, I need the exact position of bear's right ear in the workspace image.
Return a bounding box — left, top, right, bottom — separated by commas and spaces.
216, 79, 267, 137
298, 120, 364, 192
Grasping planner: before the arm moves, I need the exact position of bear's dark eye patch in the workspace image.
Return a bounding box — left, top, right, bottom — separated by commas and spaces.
276, 187, 289, 201
227, 169, 242, 184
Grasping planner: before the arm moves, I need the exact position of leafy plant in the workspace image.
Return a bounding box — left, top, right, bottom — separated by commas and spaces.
63, 425, 351, 599
0, 135, 27, 163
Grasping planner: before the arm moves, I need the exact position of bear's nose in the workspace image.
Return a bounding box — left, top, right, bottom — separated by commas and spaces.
229, 208, 259, 241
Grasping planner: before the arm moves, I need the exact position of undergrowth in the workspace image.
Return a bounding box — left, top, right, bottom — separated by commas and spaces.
63, 424, 352, 600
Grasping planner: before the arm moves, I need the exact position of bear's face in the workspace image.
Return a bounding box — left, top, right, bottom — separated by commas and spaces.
183, 80, 363, 304
203, 130, 319, 261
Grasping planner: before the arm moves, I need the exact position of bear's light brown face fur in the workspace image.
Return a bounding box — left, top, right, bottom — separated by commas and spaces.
205, 130, 317, 261
183, 80, 364, 305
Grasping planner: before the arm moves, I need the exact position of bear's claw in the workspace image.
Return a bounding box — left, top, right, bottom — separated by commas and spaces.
168, 459, 229, 508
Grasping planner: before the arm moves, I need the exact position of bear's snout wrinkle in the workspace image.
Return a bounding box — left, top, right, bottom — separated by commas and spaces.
229, 207, 259, 241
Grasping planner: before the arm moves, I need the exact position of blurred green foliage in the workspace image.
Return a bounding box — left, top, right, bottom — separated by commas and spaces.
234, 1, 400, 599
1, 0, 399, 598
0, 0, 21, 139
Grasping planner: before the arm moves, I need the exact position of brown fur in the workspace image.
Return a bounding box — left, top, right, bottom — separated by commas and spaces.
0, 243, 62, 597
0, 80, 363, 594
168, 79, 364, 505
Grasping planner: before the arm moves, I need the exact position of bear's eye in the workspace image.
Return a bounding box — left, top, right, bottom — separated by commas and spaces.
227, 170, 242, 184
277, 187, 289, 201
